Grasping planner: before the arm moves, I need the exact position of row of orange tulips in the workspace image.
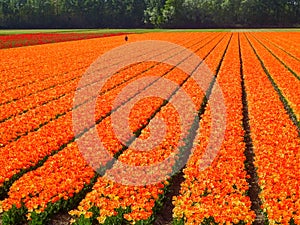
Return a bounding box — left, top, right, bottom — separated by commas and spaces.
258, 32, 300, 60
0, 61, 172, 197
0, 74, 78, 123
0, 33, 219, 223
173, 34, 255, 225
0, 32, 216, 196
246, 34, 300, 123
0, 32, 193, 106
0, 61, 161, 146
0, 33, 211, 141
240, 34, 300, 224
0, 64, 184, 223
251, 33, 300, 79
0, 37, 124, 95
69, 34, 232, 225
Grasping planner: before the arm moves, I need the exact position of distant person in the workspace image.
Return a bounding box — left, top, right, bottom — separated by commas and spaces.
125, 35, 128, 42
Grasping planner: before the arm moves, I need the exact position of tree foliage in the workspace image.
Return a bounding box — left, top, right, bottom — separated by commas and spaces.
0, 0, 299, 28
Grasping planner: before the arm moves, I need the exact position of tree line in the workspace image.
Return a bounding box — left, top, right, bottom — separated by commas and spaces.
0, 0, 299, 29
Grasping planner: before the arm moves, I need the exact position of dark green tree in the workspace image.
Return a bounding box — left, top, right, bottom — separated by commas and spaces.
0, 0, 299, 28
144, 0, 165, 28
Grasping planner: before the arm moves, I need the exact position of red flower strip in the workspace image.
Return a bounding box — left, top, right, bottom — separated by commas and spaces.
0, 32, 128, 49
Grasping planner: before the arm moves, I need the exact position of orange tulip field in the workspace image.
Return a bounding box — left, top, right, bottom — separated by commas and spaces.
0, 31, 299, 225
